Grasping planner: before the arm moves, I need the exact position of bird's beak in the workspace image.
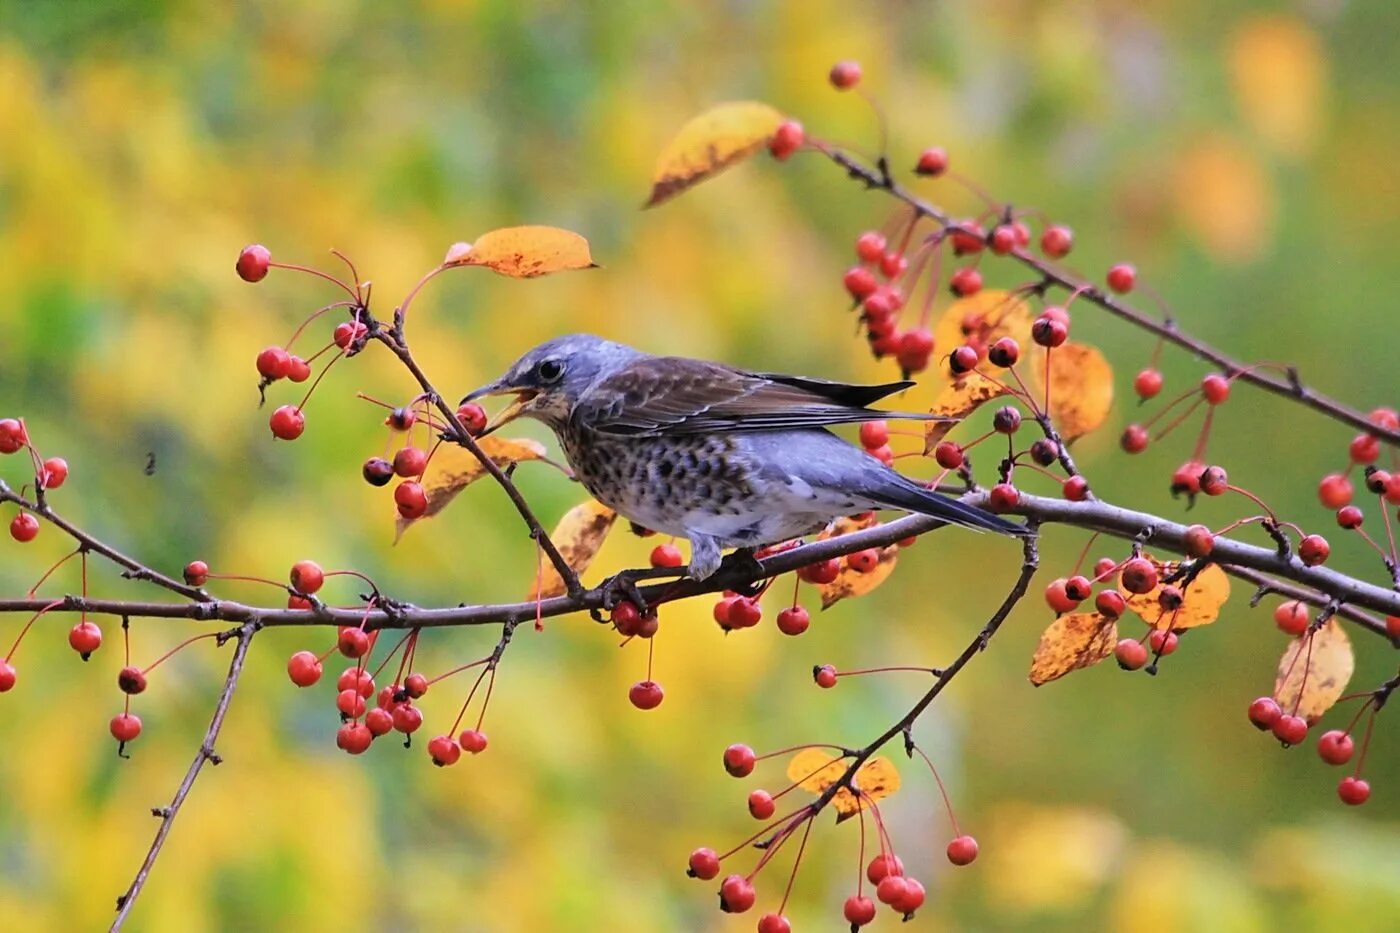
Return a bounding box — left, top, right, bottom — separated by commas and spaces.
459, 381, 538, 435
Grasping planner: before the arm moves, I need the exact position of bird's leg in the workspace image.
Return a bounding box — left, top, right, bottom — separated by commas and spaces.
717, 548, 767, 597
593, 565, 688, 615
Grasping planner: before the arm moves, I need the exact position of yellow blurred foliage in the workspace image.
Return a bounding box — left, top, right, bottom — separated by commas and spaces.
982, 803, 1127, 915
1172, 134, 1276, 263
1229, 15, 1328, 158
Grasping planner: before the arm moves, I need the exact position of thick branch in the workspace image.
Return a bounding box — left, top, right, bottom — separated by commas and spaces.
110, 623, 257, 930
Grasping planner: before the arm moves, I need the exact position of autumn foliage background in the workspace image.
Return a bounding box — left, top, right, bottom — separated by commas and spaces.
2, 2, 1399, 930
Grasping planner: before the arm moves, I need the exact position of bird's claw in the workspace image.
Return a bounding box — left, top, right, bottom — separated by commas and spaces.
597, 570, 650, 614
717, 549, 767, 597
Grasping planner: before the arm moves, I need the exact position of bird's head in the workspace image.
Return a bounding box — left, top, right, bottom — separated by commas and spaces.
460, 333, 638, 432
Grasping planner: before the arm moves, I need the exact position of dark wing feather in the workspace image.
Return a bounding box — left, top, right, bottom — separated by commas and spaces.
576, 357, 928, 437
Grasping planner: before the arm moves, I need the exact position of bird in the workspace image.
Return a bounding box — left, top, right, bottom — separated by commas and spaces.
461, 334, 1024, 582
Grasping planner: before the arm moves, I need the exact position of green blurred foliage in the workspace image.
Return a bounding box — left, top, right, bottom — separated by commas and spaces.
1, 1, 1398, 930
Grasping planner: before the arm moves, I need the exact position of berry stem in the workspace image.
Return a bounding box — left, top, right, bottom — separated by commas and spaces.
141, 632, 221, 674
266, 261, 359, 302
911, 744, 962, 836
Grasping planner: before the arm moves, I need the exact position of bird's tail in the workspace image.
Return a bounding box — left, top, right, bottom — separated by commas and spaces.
864, 475, 1027, 536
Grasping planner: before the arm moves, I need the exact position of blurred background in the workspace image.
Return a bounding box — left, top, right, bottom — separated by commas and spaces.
2, 1, 1398, 929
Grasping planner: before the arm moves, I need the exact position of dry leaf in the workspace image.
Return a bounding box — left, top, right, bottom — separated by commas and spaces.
1029, 612, 1119, 686
528, 499, 617, 599
448, 225, 596, 278
1122, 559, 1231, 630
925, 377, 1008, 451
1030, 341, 1114, 442
394, 437, 546, 540
645, 101, 785, 207
787, 749, 901, 822
814, 514, 897, 609
1273, 620, 1353, 723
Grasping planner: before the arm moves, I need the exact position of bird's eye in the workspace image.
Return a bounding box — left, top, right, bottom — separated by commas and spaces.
537, 359, 565, 384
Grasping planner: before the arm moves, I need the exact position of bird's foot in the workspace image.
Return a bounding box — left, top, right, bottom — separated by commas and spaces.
717, 548, 767, 597
592, 565, 688, 617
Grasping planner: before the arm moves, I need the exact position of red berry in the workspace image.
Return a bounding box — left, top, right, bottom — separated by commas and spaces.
110, 712, 143, 742
1349, 433, 1380, 464
1183, 524, 1215, 558
915, 147, 948, 176
747, 789, 776, 820
859, 420, 889, 449
988, 483, 1019, 512
892, 877, 926, 914
1040, 225, 1073, 258
776, 606, 810, 636
650, 543, 684, 568
1035, 438, 1061, 465
386, 407, 416, 431
1031, 314, 1068, 348
394, 481, 428, 519
611, 600, 642, 637
236, 244, 271, 282
723, 743, 756, 778
336, 721, 373, 754
362, 457, 394, 486
1336, 506, 1364, 529
1248, 696, 1282, 730
1121, 557, 1159, 594
729, 597, 762, 628
950, 266, 983, 297
40, 457, 69, 489
1094, 558, 1119, 578
1317, 730, 1354, 766
428, 735, 461, 766
365, 707, 393, 736
768, 119, 804, 160
1317, 473, 1354, 509
68, 621, 102, 657
757, 914, 791, 933
1299, 534, 1330, 566
844, 266, 879, 300
876, 874, 910, 905
118, 665, 147, 694
256, 346, 291, 380
392, 446, 428, 478
948, 344, 980, 375
1120, 424, 1150, 454
629, 679, 664, 710
287, 594, 313, 610
1385, 473, 1400, 505
337, 627, 371, 658
1115, 638, 1148, 670
0, 661, 14, 692
993, 405, 1022, 434
1271, 714, 1308, 746
1134, 368, 1164, 400
867, 853, 904, 884
829, 59, 862, 89
1365, 468, 1391, 494
1045, 578, 1079, 614
688, 847, 721, 880
934, 441, 964, 470
456, 403, 488, 436
286, 356, 311, 382
336, 688, 367, 718
1387, 615, 1400, 640
1148, 629, 1179, 655
712, 596, 738, 629
896, 329, 934, 373
989, 225, 1018, 255
181, 560, 209, 587
844, 894, 878, 926
9, 513, 39, 542
1106, 263, 1136, 293
950, 221, 985, 254
855, 231, 886, 263
459, 728, 489, 753
946, 834, 979, 865
814, 664, 838, 688
1201, 373, 1231, 405
847, 548, 881, 574
1199, 465, 1228, 496
287, 650, 322, 687
290, 559, 325, 594
391, 703, 424, 734
987, 336, 1020, 367
880, 252, 908, 279
333, 321, 368, 349
1095, 589, 1126, 619
719, 874, 756, 913
1338, 776, 1371, 806
338, 666, 375, 698
1371, 407, 1400, 431
269, 405, 305, 440
0, 418, 28, 454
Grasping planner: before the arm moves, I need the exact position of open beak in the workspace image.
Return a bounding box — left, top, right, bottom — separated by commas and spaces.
459, 382, 538, 436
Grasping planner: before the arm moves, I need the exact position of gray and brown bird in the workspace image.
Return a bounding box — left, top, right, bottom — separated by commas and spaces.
462, 334, 1023, 580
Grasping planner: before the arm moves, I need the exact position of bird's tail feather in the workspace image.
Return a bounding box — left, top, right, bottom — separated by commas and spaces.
865, 476, 1026, 536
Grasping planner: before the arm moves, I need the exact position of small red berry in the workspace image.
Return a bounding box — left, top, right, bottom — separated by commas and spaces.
386, 407, 416, 431
988, 483, 1020, 512
844, 266, 879, 300
992, 405, 1022, 434
1317, 473, 1354, 509
950, 266, 982, 297
236, 244, 271, 282
987, 336, 1021, 368
844, 894, 878, 926
428, 735, 461, 766
915, 147, 948, 176
947, 835, 979, 865
876, 874, 910, 905
756, 911, 792, 933
879, 252, 907, 279
729, 597, 762, 628
776, 606, 810, 636
1115, 638, 1148, 670
1199, 465, 1228, 496
1201, 373, 1231, 405
286, 356, 311, 382
1247, 696, 1282, 730
948, 344, 980, 375
336, 721, 373, 754
1094, 557, 1119, 578
719, 874, 756, 913
1336, 506, 1364, 529
859, 420, 889, 449
1386, 615, 1400, 640
847, 548, 881, 574
934, 441, 964, 470
289, 559, 325, 594
392, 703, 424, 734
456, 403, 488, 436
1349, 433, 1380, 464
365, 707, 393, 736
855, 231, 886, 263
1183, 524, 1215, 558
768, 120, 804, 160
1317, 730, 1354, 766
1148, 629, 1179, 655
68, 621, 102, 657
392, 446, 428, 478
814, 664, 838, 688
688, 847, 721, 880
867, 853, 904, 884
362, 457, 394, 486
1095, 589, 1126, 619
1364, 468, 1391, 495
1045, 578, 1079, 614
797, 558, 841, 586
333, 321, 368, 349
1299, 534, 1330, 566
1031, 314, 1069, 348
269, 405, 305, 440
1040, 225, 1073, 258
337, 626, 371, 658
118, 666, 147, 695
747, 789, 776, 820
0, 661, 14, 692
1337, 776, 1370, 806
336, 688, 367, 718
723, 743, 756, 777
1120, 424, 1150, 454
1370, 407, 1400, 431
650, 543, 684, 568
1121, 557, 1159, 594
892, 877, 926, 915
183, 560, 209, 586
459, 729, 489, 753
989, 225, 1018, 255
1271, 714, 1308, 746
0, 418, 28, 454
40, 457, 69, 489
629, 679, 664, 710
1134, 368, 1164, 400
256, 346, 291, 380
338, 666, 376, 698
394, 481, 428, 519
1106, 263, 1136, 293
9, 513, 39, 542
287, 650, 322, 687
829, 59, 862, 89
110, 712, 143, 742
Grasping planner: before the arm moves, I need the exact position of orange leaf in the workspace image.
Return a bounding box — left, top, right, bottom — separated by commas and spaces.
925, 377, 1008, 451
786, 749, 901, 822
645, 101, 785, 207
1030, 341, 1115, 442
1029, 612, 1119, 686
528, 499, 618, 600
447, 226, 596, 278
1273, 620, 1353, 723
1122, 559, 1231, 630
394, 437, 546, 540
814, 515, 896, 609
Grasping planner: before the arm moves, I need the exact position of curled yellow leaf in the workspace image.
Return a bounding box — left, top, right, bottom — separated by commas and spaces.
814, 514, 896, 609
1030, 341, 1114, 442
1029, 612, 1119, 686
528, 499, 618, 600
1122, 559, 1231, 630
786, 749, 901, 822
645, 101, 785, 207
394, 437, 546, 540
449, 225, 596, 278
1273, 620, 1353, 723
925, 377, 1008, 451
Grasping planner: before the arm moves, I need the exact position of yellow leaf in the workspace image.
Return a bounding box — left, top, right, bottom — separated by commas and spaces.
394, 437, 546, 540
813, 515, 897, 609
528, 499, 618, 600
1229, 15, 1325, 157
1122, 559, 1231, 630
786, 749, 900, 822
449, 225, 596, 278
645, 101, 785, 207
924, 376, 1008, 451
982, 804, 1127, 915
1030, 341, 1114, 441
1029, 612, 1119, 686
1273, 619, 1353, 723
1171, 135, 1275, 264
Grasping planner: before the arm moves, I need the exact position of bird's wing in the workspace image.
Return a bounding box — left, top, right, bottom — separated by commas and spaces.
575, 357, 927, 436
